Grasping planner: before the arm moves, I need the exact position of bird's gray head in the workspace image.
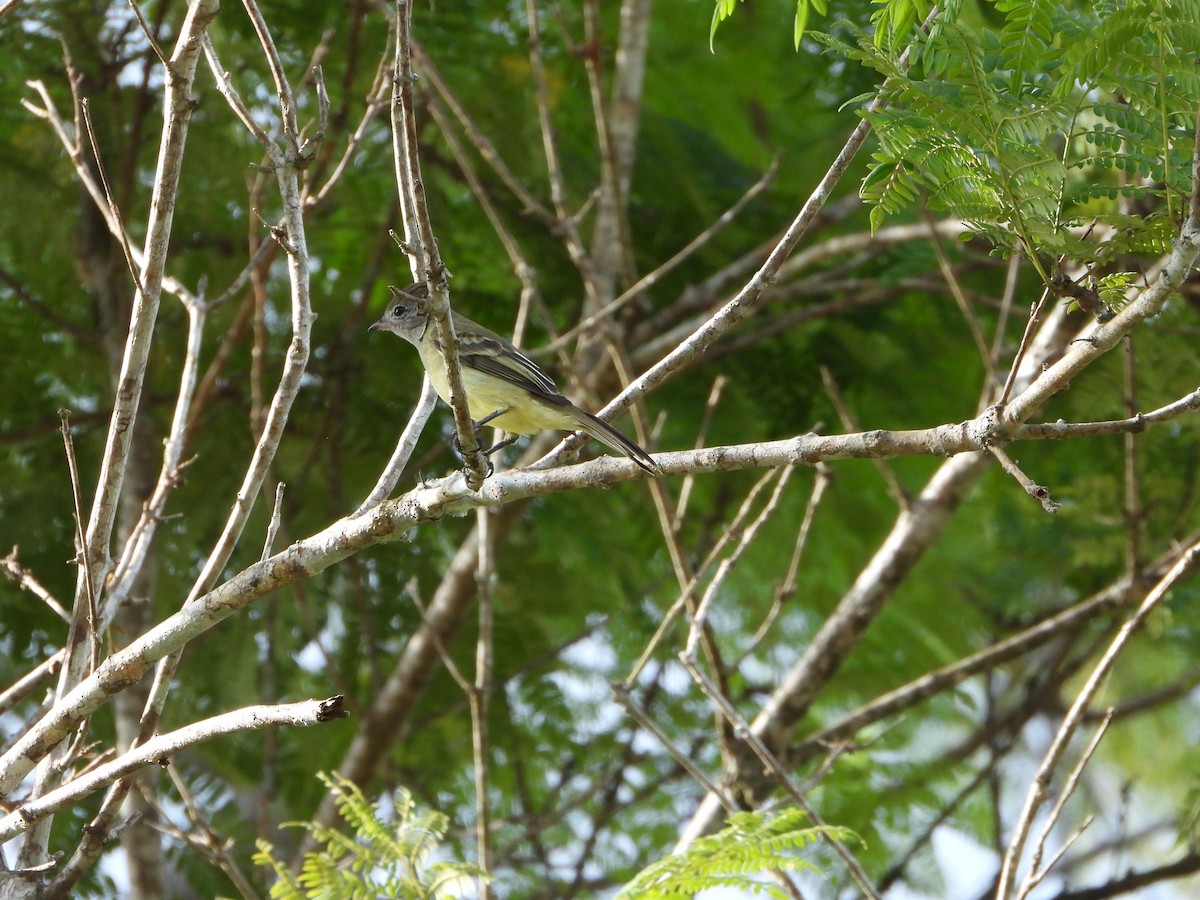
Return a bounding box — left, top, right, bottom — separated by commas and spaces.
368, 283, 432, 344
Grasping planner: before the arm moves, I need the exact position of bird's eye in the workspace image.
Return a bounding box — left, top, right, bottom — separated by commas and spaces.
392, 304, 404, 317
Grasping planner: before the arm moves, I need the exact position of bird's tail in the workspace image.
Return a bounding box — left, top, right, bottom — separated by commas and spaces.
574, 410, 659, 474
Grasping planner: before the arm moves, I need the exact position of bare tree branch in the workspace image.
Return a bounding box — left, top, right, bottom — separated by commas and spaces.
0, 697, 347, 843
391, 0, 488, 490
997, 537, 1200, 898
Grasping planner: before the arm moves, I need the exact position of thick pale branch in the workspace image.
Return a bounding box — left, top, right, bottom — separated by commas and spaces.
145, 13, 318, 674
3, 369, 1196, 795
104, 298, 206, 624
0, 697, 346, 843
679, 287, 1080, 846
2, 292, 1190, 801
1002, 226, 1200, 430
70, 0, 219, 667
7, 3, 219, 878
64, 11, 331, 864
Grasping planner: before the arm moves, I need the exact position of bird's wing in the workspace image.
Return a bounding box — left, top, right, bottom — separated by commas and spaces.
459, 335, 564, 402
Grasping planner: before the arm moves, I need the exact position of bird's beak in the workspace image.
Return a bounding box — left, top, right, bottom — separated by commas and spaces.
367, 321, 382, 333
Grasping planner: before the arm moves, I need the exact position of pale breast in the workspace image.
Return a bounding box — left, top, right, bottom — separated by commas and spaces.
420, 345, 577, 435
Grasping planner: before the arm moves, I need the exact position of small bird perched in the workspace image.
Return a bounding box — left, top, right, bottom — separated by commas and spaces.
368, 283, 659, 473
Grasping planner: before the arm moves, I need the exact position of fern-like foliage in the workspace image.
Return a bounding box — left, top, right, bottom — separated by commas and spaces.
700, 0, 945, 54
617, 807, 852, 899
253, 772, 485, 900
869, 0, 936, 53
840, 0, 1200, 286
996, 0, 1059, 92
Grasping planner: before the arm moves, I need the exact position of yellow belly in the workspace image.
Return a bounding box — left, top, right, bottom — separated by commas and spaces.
421, 347, 576, 435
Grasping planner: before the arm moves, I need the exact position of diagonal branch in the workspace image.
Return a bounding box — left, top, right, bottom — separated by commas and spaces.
391, 0, 488, 490
996, 537, 1200, 898
0, 697, 347, 843
3, 362, 1198, 797
63, 0, 219, 689
537, 7, 940, 470
137, 0, 319, 745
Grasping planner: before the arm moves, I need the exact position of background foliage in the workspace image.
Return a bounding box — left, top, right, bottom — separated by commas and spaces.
1, 0, 1199, 898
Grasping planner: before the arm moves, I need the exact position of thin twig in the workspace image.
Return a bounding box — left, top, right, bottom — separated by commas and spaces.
473, 508, 495, 899
789, 582, 1129, 764
165, 767, 258, 900
405, 579, 470, 691
354, 376, 439, 515
987, 445, 1059, 513
1016, 386, 1200, 439
0, 264, 87, 339
524, 0, 598, 298
411, 42, 553, 223
739, 465, 832, 662
581, 0, 632, 296
303, 64, 330, 160
681, 660, 882, 900
672, 375, 727, 530
262, 483, 286, 561
79, 100, 145, 299
1121, 336, 1142, 581
645, 445, 692, 595
0, 652, 65, 718
306, 57, 392, 206
610, 682, 735, 810
878, 757, 1000, 892
59, 410, 100, 674
1017, 711, 1113, 899
547, 156, 782, 354
683, 468, 793, 659
996, 539, 1200, 898
126, 0, 169, 68
424, 86, 537, 293
628, 467, 780, 684
924, 206, 997, 389
1, 548, 70, 624
989, 253, 1022, 386
241, 0, 299, 147
20, 80, 198, 309
821, 366, 909, 508
998, 286, 1051, 406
